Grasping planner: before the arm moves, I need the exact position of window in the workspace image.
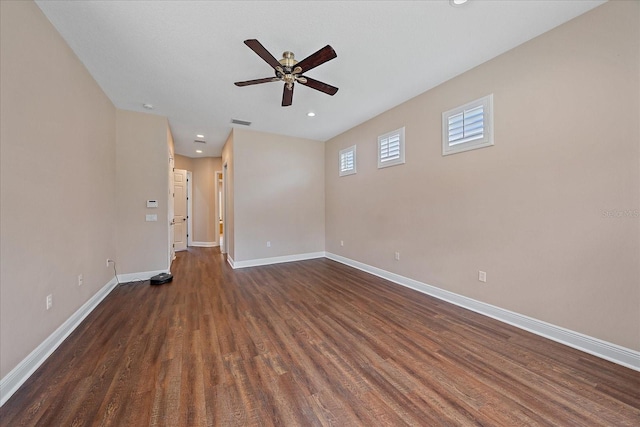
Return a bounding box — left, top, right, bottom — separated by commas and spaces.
339, 145, 356, 176
378, 127, 405, 168
442, 94, 493, 156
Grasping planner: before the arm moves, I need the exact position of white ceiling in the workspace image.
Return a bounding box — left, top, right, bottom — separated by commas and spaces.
35, 0, 604, 158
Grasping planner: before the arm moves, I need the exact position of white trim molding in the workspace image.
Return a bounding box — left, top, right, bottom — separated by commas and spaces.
230, 252, 325, 269
191, 241, 218, 248
117, 269, 170, 284
325, 252, 640, 372
0, 277, 119, 406
186, 170, 193, 247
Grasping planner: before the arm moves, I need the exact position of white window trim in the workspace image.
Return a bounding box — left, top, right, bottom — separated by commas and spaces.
339, 145, 356, 176
442, 94, 493, 156
377, 127, 405, 169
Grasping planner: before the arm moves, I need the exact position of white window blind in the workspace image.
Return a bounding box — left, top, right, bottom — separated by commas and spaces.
442, 94, 493, 156
339, 145, 356, 176
448, 105, 484, 145
380, 133, 400, 162
378, 127, 405, 168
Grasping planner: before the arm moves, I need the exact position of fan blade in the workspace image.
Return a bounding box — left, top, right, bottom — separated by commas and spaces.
282, 84, 294, 107
298, 76, 338, 96
296, 45, 337, 73
244, 39, 281, 70
235, 77, 279, 87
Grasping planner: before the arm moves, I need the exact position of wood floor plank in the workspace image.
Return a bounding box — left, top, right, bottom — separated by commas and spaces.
1, 247, 639, 426
179, 331, 207, 427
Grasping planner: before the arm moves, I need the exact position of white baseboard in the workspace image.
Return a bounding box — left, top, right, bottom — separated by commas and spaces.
0, 277, 119, 406
117, 269, 169, 284
230, 251, 325, 269
325, 252, 640, 372
190, 241, 218, 248
227, 255, 235, 268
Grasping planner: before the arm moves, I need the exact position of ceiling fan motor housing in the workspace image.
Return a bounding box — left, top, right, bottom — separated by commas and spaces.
279, 51, 297, 68
277, 52, 303, 89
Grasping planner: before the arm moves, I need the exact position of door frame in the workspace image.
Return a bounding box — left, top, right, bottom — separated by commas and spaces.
215, 170, 222, 247
187, 170, 193, 247
168, 155, 175, 266
222, 163, 228, 255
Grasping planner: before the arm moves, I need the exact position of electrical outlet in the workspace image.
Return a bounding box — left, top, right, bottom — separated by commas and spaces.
479, 271, 487, 282
395, 252, 400, 261
46, 294, 52, 310
78, 274, 83, 286
340, 240, 344, 247
266, 241, 271, 247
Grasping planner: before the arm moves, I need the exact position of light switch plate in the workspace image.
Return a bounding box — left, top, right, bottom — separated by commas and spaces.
146, 214, 158, 222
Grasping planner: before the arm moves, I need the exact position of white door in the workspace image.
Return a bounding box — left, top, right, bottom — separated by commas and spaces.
173, 169, 188, 251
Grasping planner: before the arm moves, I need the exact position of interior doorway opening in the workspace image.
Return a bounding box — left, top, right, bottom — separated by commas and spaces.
216, 171, 224, 248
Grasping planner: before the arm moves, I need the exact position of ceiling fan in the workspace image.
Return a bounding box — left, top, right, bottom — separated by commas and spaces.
234, 39, 338, 107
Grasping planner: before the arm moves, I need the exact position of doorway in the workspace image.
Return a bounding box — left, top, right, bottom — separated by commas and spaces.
169, 155, 175, 265
216, 171, 223, 248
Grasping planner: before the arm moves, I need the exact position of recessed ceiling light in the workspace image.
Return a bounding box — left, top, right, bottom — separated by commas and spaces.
307, 112, 316, 117
196, 150, 203, 154
142, 103, 154, 110
196, 134, 204, 138
450, 0, 468, 6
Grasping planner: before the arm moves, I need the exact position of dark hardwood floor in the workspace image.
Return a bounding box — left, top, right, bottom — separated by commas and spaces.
1, 247, 639, 426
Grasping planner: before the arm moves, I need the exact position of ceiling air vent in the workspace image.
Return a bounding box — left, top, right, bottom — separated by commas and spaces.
231, 119, 252, 126
194, 139, 206, 144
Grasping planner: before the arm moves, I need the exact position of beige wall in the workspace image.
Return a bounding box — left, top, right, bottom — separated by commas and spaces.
115, 110, 171, 274
174, 154, 193, 171
325, 1, 639, 351
0, 1, 117, 377
174, 155, 223, 244
192, 157, 222, 244
232, 128, 325, 262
